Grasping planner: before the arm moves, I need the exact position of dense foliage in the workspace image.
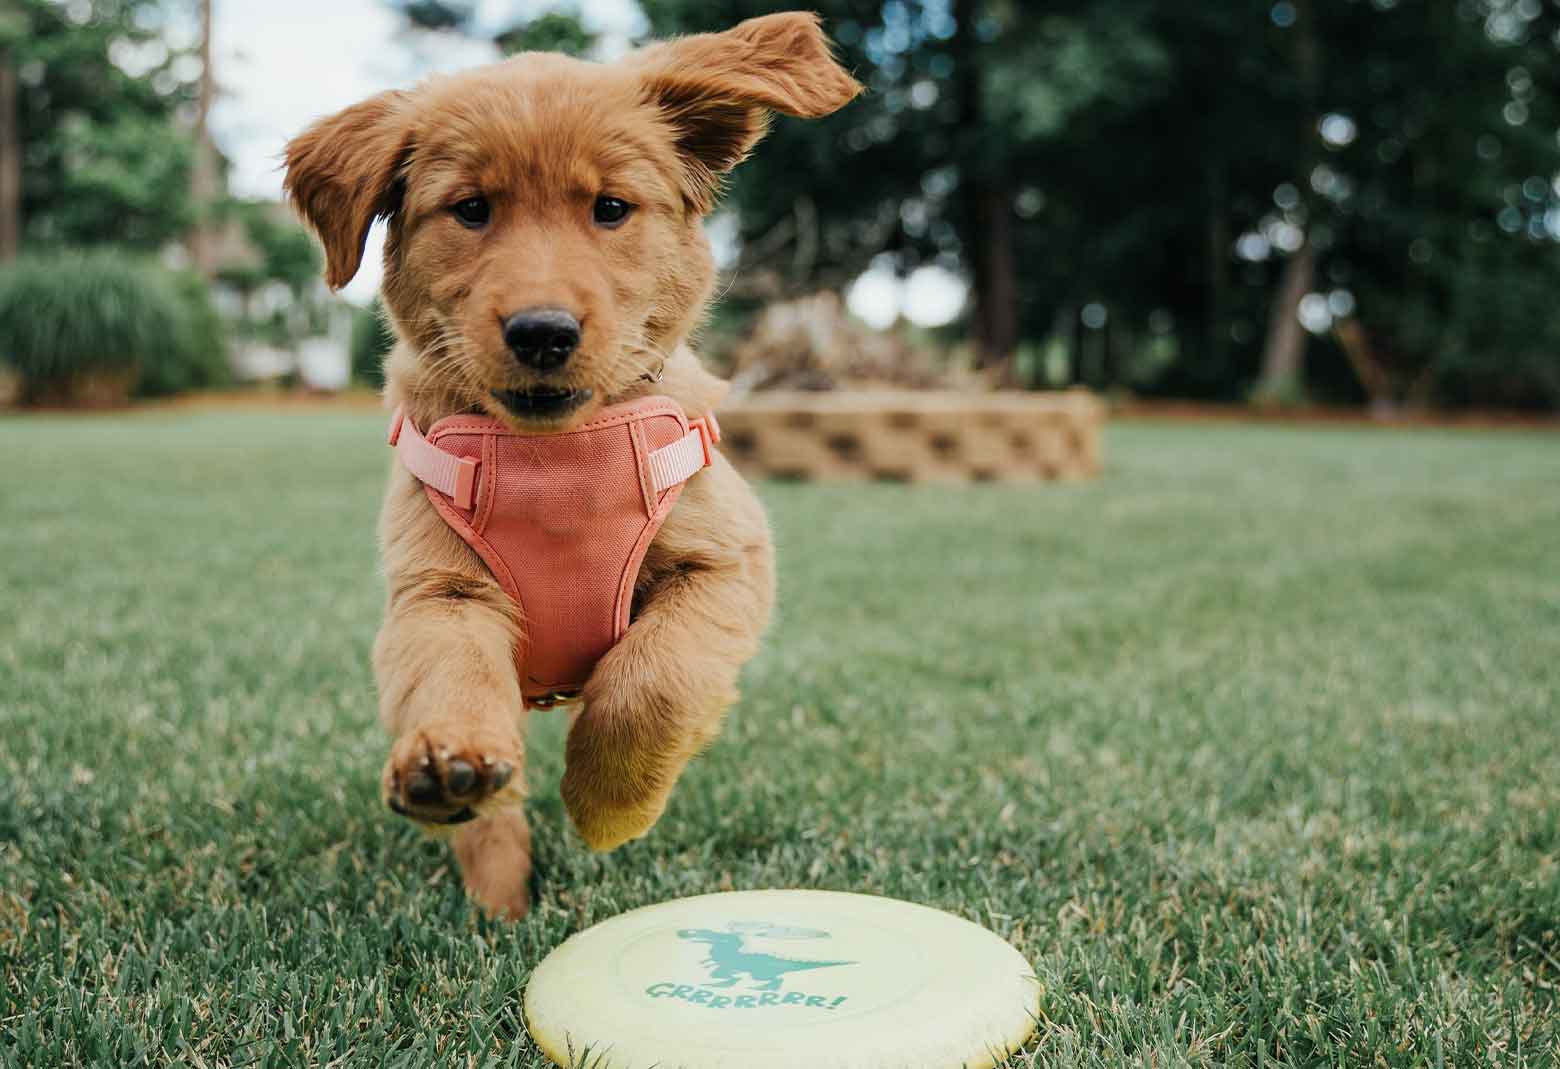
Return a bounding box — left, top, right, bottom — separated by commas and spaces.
389, 0, 598, 56
2, 0, 201, 251
142, 264, 229, 397
0, 249, 227, 400
639, 0, 1560, 409
14, 1, 1549, 409
0, 1, 346, 403
350, 298, 394, 388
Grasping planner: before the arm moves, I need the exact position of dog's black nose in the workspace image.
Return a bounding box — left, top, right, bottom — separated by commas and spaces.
503, 308, 580, 370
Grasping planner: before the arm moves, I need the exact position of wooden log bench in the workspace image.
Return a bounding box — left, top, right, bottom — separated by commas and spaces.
716, 390, 1104, 482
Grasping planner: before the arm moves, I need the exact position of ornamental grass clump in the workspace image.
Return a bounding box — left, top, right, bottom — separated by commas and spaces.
0, 249, 226, 405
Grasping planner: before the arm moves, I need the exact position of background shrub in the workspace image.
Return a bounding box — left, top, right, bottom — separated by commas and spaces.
139, 269, 230, 398
0, 249, 228, 403
350, 298, 393, 389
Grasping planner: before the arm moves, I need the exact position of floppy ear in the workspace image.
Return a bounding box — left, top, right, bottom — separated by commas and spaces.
636, 12, 862, 213
282, 91, 413, 289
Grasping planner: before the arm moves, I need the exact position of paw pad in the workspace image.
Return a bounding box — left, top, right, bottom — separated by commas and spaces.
384, 730, 520, 825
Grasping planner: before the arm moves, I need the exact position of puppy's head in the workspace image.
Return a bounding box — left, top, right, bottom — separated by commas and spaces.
284, 13, 860, 428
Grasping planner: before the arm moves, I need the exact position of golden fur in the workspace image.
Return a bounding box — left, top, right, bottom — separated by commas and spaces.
283, 14, 860, 919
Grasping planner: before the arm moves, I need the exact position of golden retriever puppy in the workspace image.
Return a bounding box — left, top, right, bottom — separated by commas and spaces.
283, 14, 861, 919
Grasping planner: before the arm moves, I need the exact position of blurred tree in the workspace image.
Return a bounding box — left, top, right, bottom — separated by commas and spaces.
210, 198, 333, 355
350, 297, 394, 388
187, 0, 221, 276
1294, 0, 1560, 410
392, 0, 475, 33
641, 0, 1168, 377
0, 6, 22, 261
1, 0, 201, 252
1079, 1, 1297, 399
495, 11, 595, 56
643, 0, 1560, 409
1252, 0, 1320, 404
387, 1, 596, 57
213, 199, 321, 299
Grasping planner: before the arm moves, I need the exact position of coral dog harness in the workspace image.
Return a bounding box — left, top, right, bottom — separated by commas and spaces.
387, 396, 720, 708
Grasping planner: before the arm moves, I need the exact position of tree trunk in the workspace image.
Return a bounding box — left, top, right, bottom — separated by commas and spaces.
187, 0, 221, 276
1333, 316, 1400, 418
1254, 240, 1315, 404
0, 50, 20, 262
1254, 0, 1320, 402
1204, 161, 1230, 389
971, 184, 1019, 378
952, 0, 1018, 378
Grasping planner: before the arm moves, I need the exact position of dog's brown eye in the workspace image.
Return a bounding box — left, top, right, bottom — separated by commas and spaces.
450, 197, 490, 228
593, 196, 633, 228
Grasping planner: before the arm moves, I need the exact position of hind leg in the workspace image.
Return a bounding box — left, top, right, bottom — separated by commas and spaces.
452, 806, 533, 920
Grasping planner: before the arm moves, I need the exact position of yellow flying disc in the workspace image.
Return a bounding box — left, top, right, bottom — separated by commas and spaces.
523, 889, 1039, 1069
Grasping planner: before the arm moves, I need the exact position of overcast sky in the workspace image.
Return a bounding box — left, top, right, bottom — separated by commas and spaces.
206, 0, 964, 323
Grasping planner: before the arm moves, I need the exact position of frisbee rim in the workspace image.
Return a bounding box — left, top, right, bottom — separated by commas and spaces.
522, 888, 1040, 1069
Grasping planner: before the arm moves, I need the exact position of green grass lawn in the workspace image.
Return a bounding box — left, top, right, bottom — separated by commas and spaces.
2, 408, 1557, 1068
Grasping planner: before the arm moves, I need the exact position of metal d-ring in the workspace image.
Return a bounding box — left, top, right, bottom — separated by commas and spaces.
531, 690, 583, 709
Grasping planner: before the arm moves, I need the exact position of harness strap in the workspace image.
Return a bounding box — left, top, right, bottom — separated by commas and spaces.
388, 408, 480, 509
649, 413, 720, 492
387, 406, 718, 509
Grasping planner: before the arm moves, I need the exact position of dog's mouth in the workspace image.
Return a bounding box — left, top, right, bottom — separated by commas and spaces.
491, 386, 593, 419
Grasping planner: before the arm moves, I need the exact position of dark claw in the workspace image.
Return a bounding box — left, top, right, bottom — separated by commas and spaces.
445, 759, 476, 796
491, 762, 513, 790
439, 807, 478, 825
407, 770, 441, 805
387, 797, 409, 816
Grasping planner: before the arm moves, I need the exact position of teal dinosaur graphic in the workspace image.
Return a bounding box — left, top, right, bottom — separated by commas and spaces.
676, 927, 855, 992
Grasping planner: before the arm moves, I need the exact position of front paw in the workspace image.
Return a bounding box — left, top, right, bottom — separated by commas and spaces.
382, 721, 523, 826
